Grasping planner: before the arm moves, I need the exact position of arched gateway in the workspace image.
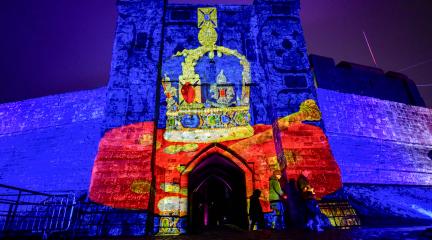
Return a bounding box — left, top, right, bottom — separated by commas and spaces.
187, 153, 249, 231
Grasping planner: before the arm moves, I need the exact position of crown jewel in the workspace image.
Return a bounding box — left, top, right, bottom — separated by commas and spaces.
162, 8, 254, 143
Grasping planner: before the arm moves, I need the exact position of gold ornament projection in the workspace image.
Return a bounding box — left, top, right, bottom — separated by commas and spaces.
130, 180, 152, 194
162, 7, 254, 143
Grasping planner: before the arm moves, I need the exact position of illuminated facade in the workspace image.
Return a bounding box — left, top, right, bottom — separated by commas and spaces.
0, 0, 431, 237
89, 1, 343, 234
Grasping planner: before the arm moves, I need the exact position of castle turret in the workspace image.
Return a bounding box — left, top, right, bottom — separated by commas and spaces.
104, 0, 166, 131
253, 0, 321, 171
253, 0, 317, 119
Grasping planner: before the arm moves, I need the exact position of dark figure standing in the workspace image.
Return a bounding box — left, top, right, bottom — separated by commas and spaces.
298, 175, 323, 232
249, 189, 264, 231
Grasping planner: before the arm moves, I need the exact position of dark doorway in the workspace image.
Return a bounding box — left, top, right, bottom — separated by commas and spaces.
188, 154, 248, 232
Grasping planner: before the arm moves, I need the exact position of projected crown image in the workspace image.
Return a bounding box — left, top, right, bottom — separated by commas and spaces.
162, 7, 254, 143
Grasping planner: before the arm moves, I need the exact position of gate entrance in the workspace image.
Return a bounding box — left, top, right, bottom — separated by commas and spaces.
188, 153, 248, 232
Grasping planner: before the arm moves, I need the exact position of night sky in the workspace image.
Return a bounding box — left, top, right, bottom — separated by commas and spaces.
0, 0, 431, 107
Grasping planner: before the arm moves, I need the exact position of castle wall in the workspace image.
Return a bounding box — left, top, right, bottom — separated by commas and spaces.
310, 55, 426, 107
317, 88, 432, 185
1, 70, 430, 192
0, 88, 106, 192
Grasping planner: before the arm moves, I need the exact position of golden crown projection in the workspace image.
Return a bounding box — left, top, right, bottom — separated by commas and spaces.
162, 7, 254, 143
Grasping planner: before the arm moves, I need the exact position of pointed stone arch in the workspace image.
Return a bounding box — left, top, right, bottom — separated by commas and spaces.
179, 143, 255, 199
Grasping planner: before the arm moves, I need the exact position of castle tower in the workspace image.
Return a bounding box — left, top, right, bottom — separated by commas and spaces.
93, 0, 342, 235
104, 0, 166, 131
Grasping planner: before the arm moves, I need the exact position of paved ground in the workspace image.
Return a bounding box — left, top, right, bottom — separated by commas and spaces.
3, 225, 432, 239
148, 226, 432, 240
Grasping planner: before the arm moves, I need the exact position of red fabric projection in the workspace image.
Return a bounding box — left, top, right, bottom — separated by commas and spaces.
89, 122, 154, 209
89, 121, 342, 212
280, 122, 342, 199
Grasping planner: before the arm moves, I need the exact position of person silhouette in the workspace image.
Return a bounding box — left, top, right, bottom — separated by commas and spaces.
249, 189, 264, 231
298, 174, 323, 232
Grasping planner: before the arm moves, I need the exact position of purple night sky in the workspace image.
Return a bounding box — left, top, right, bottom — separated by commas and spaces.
0, 0, 431, 107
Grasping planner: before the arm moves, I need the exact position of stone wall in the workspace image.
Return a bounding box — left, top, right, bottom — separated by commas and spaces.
343, 184, 432, 225
0, 88, 106, 192
317, 88, 432, 185
0, 88, 106, 136
310, 55, 425, 107
104, 0, 165, 131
